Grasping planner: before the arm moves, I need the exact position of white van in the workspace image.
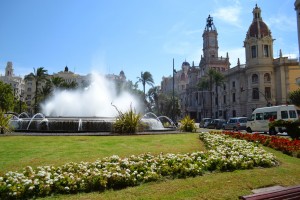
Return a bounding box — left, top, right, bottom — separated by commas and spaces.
246, 105, 299, 134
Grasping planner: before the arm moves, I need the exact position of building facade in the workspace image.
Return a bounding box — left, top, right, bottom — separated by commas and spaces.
161, 4, 300, 122
0, 62, 25, 101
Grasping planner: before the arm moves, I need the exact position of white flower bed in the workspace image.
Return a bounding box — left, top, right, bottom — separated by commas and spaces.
0, 132, 278, 199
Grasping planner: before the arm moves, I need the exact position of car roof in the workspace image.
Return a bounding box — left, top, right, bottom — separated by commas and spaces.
229, 117, 247, 119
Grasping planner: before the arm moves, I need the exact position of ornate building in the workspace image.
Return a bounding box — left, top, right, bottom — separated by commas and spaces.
220, 4, 300, 118
197, 15, 230, 120
161, 4, 300, 122
0, 62, 25, 100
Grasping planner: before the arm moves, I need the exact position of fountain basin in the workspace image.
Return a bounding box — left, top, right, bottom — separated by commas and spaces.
10, 116, 177, 133
11, 117, 115, 133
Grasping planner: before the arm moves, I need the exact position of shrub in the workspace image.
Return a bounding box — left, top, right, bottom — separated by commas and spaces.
179, 115, 197, 132
269, 119, 300, 140
0, 110, 12, 134
112, 104, 141, 134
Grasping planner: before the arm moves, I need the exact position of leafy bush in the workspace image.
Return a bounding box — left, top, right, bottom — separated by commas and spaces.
179, 115, 197, 132
112, 104, 141, 134
269, 119, 300, 140
0, 110, 12, 134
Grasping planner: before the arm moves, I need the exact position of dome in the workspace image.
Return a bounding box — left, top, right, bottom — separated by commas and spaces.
248, 20, 271, 38
182, 61, 190, 66
246, 4, 271, 39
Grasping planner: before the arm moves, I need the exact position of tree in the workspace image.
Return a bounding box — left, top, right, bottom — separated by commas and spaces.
0, 81, 15, 112
50, 76, 65, 89
289, 89, 300, 107
136, 71, 154, 100
60, 80, 78, 90
25, 67, 48, 113
158, 93, 180, 118
147, 86, 160, 114
197, 68, 225, 118
213, 70, 225, 118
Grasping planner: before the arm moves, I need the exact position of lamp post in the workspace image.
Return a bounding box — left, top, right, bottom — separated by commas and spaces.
19, 95, 22, 114
172, 58, 176, 122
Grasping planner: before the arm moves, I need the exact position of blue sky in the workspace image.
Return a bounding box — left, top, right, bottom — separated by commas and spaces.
0, 0, 298, 90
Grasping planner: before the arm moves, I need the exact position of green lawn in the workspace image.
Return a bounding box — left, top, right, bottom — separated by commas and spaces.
0, 133, 203, 173
1, 133, 300, 199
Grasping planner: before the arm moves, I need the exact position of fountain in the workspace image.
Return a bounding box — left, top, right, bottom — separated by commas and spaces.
9, 73, 177, 133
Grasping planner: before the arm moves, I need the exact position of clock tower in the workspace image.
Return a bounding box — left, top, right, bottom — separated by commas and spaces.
199, 15, 229, 77
202, 15, 218, 59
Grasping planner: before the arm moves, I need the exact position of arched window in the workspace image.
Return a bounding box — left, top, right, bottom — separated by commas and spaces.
252, 74, 259, 83
264, 73, 271, 82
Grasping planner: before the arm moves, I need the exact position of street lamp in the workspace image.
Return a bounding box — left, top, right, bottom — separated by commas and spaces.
19, 95, 23, 114
172, 58, 177, 122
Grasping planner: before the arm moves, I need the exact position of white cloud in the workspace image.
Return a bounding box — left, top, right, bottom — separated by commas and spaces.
283, 53, 298, 59
266, 15, 296, 32
212, 5, 243, 28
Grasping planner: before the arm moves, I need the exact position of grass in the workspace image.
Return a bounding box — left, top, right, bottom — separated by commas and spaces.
0, 133, 203, 173
1, 133, 300, 199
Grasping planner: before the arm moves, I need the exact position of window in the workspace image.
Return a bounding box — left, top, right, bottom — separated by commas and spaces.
27, 88, 32, 92
251, 45, 257, 58
263, 45, 269, 57
252, 88, 259, 100
256, 113, 263, 120
232, 81, 235, 88
249, 114, 255, 121
263, 111, 277, 120
265, 87, 271, 99
215, 97, 218, 105
232, 93, 236, 102
239, 118, 247, 123
281, 111, 288, 119
252, 74, 259, 83
264, 73, 271, 82
223, 84, 226, 90
289, 110, 297, 118
223, 95, 226, 104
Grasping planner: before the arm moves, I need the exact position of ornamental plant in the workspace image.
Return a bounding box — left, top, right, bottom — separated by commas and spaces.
0, 132, 278, 199
269, 119, 300, 140
0, 110, 12, 134
112, 104, 142, 134
179, 115, 197, 132
220, 130, 300, 158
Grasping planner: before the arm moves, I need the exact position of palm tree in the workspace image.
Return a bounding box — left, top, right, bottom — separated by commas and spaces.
25, 67, 48, 113
213, 71, 225, 118
147, 86, 160, 113
38, 80, 52, 103
51, 76, 65, 89
198, 68, 225, 118
136, 71, 154, 100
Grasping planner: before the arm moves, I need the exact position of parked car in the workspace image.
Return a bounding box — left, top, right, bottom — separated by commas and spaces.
207, 119, 226, 129
199, 118, 212, 128
223, 117, 248, 131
